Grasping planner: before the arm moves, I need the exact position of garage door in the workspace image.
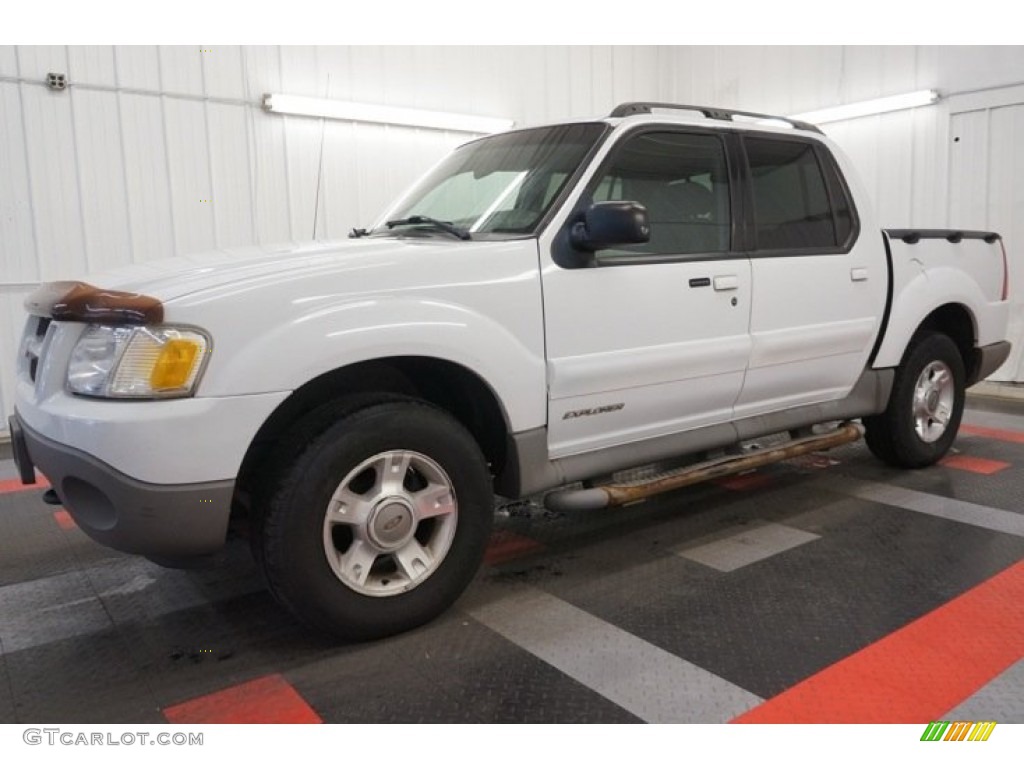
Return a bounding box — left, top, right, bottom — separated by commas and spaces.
949, 102, 1024, 382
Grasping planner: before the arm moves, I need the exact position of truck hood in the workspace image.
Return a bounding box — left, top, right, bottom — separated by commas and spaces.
84, 238, 460, 303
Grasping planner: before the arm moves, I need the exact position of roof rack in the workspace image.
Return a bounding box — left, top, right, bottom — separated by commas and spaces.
609, 102, 822, 134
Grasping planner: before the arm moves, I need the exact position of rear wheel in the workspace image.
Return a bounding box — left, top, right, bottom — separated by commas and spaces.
256, 400, 493, 640
864, 333, 965, 468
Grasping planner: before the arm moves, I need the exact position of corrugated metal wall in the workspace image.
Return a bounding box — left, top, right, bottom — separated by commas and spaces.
665, 46, 1024, 229
0, 45, 674, 433
2, 45, 1023, 438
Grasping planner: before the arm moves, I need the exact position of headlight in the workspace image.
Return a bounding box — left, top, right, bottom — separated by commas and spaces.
67, 325, 211, 398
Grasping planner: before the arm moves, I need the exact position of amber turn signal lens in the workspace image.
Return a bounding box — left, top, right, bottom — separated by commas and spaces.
149, 339, 201, 390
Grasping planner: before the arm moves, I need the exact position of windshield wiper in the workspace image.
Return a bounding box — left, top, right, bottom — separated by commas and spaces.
385, 215, 471, 240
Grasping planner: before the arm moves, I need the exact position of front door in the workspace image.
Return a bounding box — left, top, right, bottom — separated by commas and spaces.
541, 129, 752, 459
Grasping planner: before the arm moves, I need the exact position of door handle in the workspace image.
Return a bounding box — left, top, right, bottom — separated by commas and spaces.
850, 267, 869, 282
713, 275, 739, 291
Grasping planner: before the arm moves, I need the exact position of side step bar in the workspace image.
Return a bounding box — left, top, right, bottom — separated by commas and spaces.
544, 421, 863, 512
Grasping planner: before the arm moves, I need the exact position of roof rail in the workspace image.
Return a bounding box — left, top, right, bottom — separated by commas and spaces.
609, 102, 822, 134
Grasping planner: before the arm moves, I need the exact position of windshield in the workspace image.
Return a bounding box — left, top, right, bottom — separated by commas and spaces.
374, 122, 606, 239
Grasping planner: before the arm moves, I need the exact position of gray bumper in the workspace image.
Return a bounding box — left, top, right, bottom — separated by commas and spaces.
969, 340, 1013, 386
10, 412, 234, 558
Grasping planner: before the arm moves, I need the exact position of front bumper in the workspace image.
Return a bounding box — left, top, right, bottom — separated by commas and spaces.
11, 412, 234, 558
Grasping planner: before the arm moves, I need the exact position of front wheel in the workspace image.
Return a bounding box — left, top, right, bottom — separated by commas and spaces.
864, 333, 966, 468
257, 400, 493, 640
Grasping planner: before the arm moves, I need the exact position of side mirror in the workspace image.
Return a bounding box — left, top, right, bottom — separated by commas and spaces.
570, 201, 650, 252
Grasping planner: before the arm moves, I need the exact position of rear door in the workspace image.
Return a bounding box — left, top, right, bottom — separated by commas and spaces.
541, 128, 752, 458
731, 135, 888, 419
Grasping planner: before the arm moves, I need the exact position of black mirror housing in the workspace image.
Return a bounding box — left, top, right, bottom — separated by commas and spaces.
570, 201, 650, 252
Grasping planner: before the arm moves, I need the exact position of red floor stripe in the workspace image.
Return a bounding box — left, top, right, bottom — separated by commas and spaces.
732, 560, 1024, 724
713, 471, 775, 492
484, 531, 543, 566
939, 455, 1010, 475
53, 508, 76, 531
163, 674, 322, 724
0, 475, 50, 494
961, 423, 1024, 444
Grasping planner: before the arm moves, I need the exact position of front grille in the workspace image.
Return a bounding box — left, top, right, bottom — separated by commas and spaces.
23, 316, 51, 383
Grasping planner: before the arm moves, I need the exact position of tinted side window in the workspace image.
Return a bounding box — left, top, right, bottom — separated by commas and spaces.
590, 132, 730, 256
745, 138, 837, 250
819, 149, 856, 246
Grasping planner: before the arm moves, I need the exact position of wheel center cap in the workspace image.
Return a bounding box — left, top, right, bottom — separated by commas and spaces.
927, 390, 940, 412
368, 498, 414, 549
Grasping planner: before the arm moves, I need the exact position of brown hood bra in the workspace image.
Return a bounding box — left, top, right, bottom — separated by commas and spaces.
25, 282, 164, 326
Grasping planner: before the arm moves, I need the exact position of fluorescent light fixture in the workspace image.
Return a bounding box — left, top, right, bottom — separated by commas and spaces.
790, 90, 939, 125
262, 93, 514, 134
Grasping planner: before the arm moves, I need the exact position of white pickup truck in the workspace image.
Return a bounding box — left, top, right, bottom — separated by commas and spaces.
10, 102, 1012, 640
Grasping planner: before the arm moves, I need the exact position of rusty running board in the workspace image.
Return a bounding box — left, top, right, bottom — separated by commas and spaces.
544, 421, 863, 512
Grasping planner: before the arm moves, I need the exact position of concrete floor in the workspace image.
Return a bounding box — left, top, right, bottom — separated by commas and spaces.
1, 402, 1022, 724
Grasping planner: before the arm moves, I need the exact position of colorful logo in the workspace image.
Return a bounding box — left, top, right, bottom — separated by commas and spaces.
921, 721, 997, 742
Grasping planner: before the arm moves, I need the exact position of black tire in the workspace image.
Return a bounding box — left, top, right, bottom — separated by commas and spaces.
863, 333, 965, 468
247, 393, 399, 576
256, 400, 493, 641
